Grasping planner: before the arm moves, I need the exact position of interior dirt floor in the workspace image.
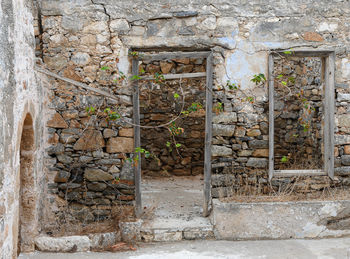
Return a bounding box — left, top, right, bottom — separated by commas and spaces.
20, 238, 350, 258
140, 175, 212, 230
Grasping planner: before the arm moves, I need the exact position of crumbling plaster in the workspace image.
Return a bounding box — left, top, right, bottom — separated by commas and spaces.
1, 0, 350, 255
38, 0, 350, 98
36, 0, 350, 229
0, 0, 47, 258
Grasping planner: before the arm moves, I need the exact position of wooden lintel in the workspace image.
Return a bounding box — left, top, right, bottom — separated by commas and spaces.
139, 72, 206, 80
274, 50, 334, 57
138, 51, 210, 61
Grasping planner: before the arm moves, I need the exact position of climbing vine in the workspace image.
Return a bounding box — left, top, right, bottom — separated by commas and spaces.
85, 50, 319, 169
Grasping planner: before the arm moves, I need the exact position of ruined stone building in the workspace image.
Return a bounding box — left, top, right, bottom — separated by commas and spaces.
2, 0, 350, 257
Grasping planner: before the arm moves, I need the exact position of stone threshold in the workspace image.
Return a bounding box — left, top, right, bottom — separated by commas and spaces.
120, 218, 214, 243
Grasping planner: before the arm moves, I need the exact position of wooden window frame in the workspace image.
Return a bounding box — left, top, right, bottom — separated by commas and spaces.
268, 50, 335, 180
131, 51, 213, 217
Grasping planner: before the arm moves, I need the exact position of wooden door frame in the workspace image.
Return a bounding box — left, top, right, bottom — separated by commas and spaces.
131, 51, 213, 217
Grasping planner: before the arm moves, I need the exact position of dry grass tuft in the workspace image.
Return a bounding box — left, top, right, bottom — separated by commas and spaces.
218, 173, 350, 203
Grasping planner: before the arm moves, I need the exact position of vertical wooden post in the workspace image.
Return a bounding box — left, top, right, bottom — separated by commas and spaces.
325, 53, 335, 179
203, 53, 213, 217
324, 56, 330, 177
268, 54, 275, 181
132, 58, 142, 217
329, 52, 335, 179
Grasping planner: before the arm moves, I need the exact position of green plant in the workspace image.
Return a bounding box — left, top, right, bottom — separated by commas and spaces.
188, 102, 202, 112
134, 147, 151, 158
85, 106, 96, 115
101, 66, 110, 71
246, 96, 254, 103
251, 73, 266, 85
222, 78, 266, 107
128, 51, 142, 58
214, 102, 223, 114
104, 108, 120, 121
166, 141, 172, 152
92, 53, 317, 176
168, 122, 184, 136
281, 156, 288, 163
277, 74, 295, 87
114, 71, 126, 84
126, 147, 157, 167
165, 140, 181, 153
130, 75, 141, 81
226, 80, 239, 90
154, 72, 165, 83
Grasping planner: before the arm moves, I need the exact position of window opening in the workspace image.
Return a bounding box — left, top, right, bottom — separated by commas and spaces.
268, 51, 335, 179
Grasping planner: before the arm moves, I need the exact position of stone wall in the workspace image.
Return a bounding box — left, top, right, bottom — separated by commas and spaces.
274, 56, 323, 170
36, 0, 350, 236
139, 58, 206, 177
43, 73, 136, 234
0, 0, 47, 257
211, 55, 350, 198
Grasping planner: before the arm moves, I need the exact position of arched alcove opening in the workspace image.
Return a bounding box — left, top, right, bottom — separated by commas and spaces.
18, 113, 36, 254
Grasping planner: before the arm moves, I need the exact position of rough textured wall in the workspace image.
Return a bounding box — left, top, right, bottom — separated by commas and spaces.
44, 83, 135, 234
274, 57, 323, 170
140, 58, 206, 177
0, 0, 46, 257
37, 0, 350, 229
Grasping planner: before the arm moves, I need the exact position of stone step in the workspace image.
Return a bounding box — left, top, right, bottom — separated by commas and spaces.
141, 216, 212, 230
140, 216, 214, 242
140, 227, 215, 242
119, 217, 214, 242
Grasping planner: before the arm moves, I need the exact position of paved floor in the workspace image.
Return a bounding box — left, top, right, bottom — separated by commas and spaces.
141, 175, 212, 230
20, 238, 350, 259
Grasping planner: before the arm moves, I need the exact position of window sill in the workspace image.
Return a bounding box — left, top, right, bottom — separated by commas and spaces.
273, 169, 327, 177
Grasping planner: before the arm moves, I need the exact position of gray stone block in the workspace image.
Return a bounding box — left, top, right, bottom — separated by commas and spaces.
213, 124, 235, 137
35, 236, 90, 252
211, 145, 232, 157
246, 158, 268, 168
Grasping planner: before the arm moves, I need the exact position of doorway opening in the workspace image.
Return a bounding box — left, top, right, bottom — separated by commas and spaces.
131, 51, 213, 236
17, 113, 36, 254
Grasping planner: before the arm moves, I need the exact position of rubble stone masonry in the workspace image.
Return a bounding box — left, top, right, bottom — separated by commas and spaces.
34, 0, 350, 229
0, 0, 348, 252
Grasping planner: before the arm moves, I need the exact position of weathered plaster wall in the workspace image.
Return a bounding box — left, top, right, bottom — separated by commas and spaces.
37, 0, 350, 234
0, 0, 47, 257
212, 199, 350, 240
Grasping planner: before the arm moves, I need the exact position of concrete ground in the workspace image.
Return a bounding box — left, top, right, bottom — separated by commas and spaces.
21, 177, 350, 258
20, 238, 350, 258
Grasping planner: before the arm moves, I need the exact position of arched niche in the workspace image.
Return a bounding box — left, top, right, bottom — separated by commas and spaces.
17, 113, 36, 254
